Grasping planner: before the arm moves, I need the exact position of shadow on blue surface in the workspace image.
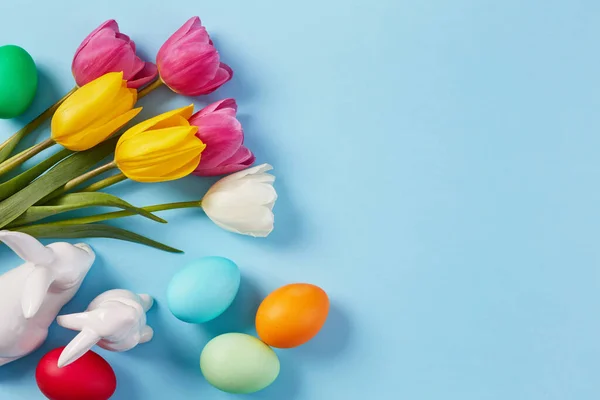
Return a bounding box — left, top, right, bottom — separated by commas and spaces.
14, 64, 62, 128
202, 273, 265, 338
112, 362, 143, 400
124, 303, 201, 381
253, 350, 301, 400
205, 36, 257, 105
299, 302, 352, 360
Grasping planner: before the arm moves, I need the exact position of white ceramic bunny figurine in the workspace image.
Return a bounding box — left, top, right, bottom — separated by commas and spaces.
0, 230, 95, 366
56, 289, 154, 367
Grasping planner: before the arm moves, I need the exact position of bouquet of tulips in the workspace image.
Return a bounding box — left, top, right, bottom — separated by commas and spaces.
0, 17, 277, 252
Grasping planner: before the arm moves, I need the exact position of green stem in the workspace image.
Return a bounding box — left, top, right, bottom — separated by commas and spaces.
0, 138, 55, 177
0, 87, 77, 163
80, 172, 127, 192
39, 160, 117, 204
34, 200, 202, 226
63, 161, 117, 192
138, 79, 163, 100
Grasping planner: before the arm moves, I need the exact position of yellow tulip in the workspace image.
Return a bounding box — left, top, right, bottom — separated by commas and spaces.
51, 72, 141, 151
115, 105, 206, 182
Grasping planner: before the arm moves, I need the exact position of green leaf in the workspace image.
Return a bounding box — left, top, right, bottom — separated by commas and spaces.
0, 130, 29, 164
0, 138, 117, 229
0, 148, 72, 202
14, 223, 182, 253
8, 192, 167, 227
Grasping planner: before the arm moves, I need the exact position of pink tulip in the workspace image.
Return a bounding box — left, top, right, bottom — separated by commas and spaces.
157, 17, 233, 96
190, 99, 255, 176
72, 20, 158, 89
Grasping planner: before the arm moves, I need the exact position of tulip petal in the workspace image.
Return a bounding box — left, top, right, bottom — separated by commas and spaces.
243, 172, 276, 185
116, 124, 205, 182
72, 19, 156, 88
194, 146, 255, 176
56, 107, 142, 151
222, 146, 255, 165
157, 17, 232, 96
201, 163, 277, 237
193, 98, 237, 118
114, 104, 211, 183
124, 155, 202, 183
72, 20, 120, 62
52, 72, 125, 136
128, 62, 159, 89
73, 39, 133, 87
205, 204, 275, 237
209, 181, 277, 208
53, 83, 137, 149
207, 171, 275, 197
116, 104, 195, 148
159, 17, 210, 50
72, 25, 145, 87
191, 113, 243, 169
84, 86, 137, 131
192, 63, 234, 95
211, 163, 273, 186
117, 126, 200, 162
188, 99, 251, 176
160, 44, 221, 94
168, 155, 203, 178
152, 115, 190, 131
76, 30, 145, 82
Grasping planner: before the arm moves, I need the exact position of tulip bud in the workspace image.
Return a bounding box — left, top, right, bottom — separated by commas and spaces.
157, 17, 233, 96
72, 20, 158, 89
51, 72, 141, 151
115, 105, 206, 182
202, 164, 277, 237
189, 99, 255, 176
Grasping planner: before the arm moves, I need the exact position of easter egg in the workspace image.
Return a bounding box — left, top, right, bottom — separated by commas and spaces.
167, 256, 241, 323
0, 45, 37, 119
200, 333, 280, 394
256, 283, 329, 348
35, 347, 116, 400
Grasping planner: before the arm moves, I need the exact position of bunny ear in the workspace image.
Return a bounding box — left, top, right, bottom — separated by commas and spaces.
0, 231, 54, 265
57, 311, 93, 331
57, 328, 101, 368
22, 268, 55, 319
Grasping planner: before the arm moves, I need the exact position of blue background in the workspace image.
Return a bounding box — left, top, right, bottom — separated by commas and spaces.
0, 0, 599, 399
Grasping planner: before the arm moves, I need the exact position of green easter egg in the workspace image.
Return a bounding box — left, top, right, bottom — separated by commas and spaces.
0, 45, 38, 119
200, 333, 280, 394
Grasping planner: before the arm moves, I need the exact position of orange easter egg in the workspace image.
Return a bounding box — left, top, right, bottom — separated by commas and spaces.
256, 283, 329, 348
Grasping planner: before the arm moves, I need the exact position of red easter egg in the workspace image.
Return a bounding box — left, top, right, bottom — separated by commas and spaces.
35, 347, 117, 400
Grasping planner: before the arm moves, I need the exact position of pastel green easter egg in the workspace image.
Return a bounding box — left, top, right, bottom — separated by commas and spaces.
167, 256, 241, 323
200, 333, 280, 394
0, 45, 37, 119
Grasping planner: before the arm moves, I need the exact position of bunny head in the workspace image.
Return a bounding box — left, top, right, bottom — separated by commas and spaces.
0, 231, 95, 319
57, 291, 154, 368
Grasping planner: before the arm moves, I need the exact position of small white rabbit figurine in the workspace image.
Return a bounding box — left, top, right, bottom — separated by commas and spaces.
57, 289, 154, 367
0, 230, 95, 366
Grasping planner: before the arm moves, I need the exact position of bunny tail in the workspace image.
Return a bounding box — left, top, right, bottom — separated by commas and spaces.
58, 328, 101, 368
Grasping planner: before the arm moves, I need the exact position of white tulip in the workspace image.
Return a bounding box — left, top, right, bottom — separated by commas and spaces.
202, 164, 277, 237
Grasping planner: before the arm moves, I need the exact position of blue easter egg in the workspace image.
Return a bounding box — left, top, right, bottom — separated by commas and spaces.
167, 256, 241, 323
